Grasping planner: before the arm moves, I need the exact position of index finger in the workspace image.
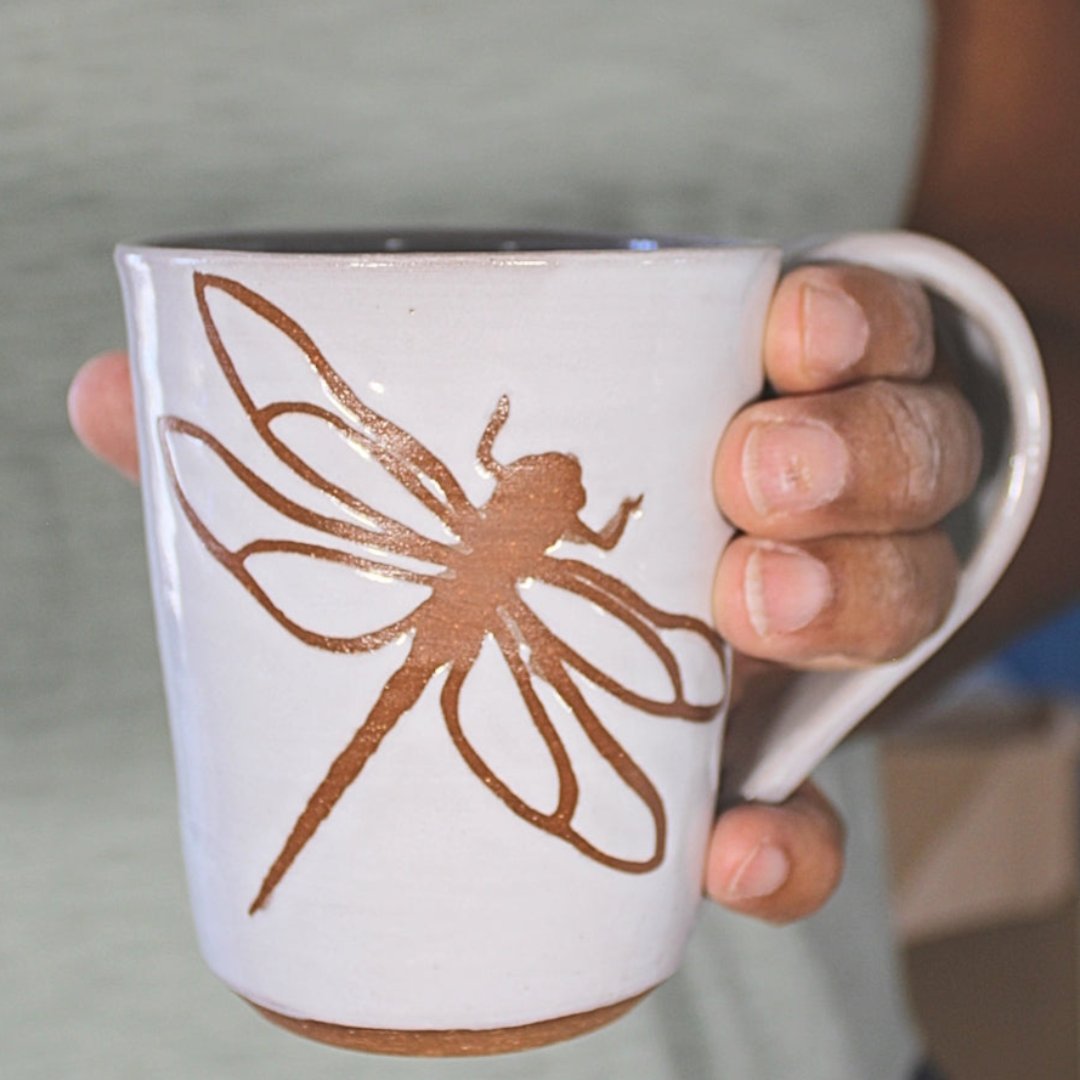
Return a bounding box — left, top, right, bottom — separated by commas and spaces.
764, 263, 934, 393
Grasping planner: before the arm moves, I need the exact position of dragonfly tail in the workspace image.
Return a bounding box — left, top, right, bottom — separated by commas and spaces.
248, 649, 438, 914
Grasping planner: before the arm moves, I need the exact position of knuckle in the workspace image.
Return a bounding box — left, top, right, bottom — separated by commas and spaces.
954, 392, 985, 499
832, 266, 933, 377
849, 536, 956, 661
894, 277, 935, 374
866, 383, 946, 522
787, 786, 846, 912
866, 541, 925, 659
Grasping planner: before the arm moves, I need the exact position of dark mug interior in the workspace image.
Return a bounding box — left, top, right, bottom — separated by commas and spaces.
141, 228, 722, 254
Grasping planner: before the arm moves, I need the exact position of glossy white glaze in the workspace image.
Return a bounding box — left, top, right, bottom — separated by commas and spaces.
117, 236, 776, 1029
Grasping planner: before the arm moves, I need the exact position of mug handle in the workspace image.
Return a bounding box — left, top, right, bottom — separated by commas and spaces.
732, 231, 1051, 803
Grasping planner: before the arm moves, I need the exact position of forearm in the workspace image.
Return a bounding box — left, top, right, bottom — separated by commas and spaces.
871, 0, 1080, 719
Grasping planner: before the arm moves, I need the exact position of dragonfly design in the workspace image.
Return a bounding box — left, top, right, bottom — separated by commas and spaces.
159, 272, 727, 915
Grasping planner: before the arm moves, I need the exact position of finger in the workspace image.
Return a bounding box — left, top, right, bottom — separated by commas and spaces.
67, 352, 139, 483
705, 781, 845, 924
714, 380, 982, 540
764, 263, 934, 392
713, 532, 959, 668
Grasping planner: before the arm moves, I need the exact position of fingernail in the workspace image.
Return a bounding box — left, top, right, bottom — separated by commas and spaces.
745, 543, 832, 636
726, 842, 791, 901
742, 420, 849, 515
802, 283, 869, 376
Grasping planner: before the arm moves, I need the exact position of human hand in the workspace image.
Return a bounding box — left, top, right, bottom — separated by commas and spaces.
67, 263, 981, 925
706, 263, 980, 922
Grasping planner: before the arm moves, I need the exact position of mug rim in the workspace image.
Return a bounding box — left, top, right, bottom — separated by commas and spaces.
115, 227, 773, 262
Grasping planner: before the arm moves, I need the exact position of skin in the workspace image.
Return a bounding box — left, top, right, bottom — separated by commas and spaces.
67, 0, 1080, 925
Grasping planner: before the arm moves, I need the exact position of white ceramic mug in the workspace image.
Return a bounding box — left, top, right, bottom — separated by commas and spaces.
116, 229, 1048, 1056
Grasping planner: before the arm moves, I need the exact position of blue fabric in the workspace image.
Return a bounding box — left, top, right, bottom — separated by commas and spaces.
994, 605, 1080, 697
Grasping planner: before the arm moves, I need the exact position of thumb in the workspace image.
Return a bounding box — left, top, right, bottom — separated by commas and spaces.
68, 351, 139, 483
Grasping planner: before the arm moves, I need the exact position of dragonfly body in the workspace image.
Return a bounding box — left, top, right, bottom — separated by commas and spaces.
433, 453, 587, 639
163, 273, 726, 917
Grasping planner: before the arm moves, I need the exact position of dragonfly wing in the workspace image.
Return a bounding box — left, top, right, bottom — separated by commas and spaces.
439, 617, 664, 873
159, 414, 431, 653
526, 557, 728, 719
440, 627, 579, 829
192, 272, 472, 555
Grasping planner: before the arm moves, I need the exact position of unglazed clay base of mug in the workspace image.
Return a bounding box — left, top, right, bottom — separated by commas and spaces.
244, 988, 654, 1056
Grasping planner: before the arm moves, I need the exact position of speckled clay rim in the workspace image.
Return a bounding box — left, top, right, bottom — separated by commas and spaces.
243, 987, 654, 1057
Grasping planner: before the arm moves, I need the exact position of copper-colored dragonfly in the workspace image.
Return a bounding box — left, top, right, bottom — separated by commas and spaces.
159, 273, 727, 915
